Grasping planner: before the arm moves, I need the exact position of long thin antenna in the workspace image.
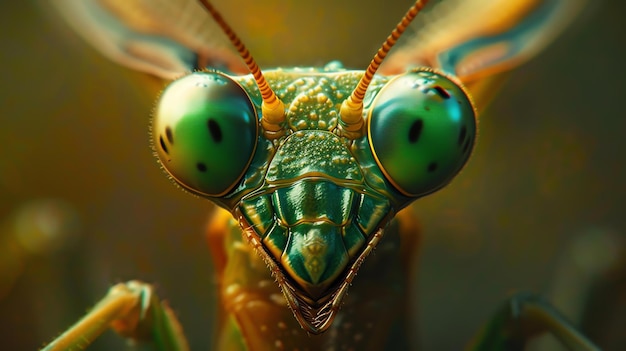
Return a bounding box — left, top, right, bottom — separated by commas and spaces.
339, 0, 429, 135
198, 0, 285, 136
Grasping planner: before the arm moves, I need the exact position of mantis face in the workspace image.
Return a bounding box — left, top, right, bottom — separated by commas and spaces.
152, 65, 476, 332
50, 0, 589, 336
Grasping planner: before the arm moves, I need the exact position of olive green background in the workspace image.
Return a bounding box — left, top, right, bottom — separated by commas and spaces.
1, 1, 624, 350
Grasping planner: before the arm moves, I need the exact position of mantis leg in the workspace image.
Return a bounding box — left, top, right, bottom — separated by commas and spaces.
467, 292, 601, 351
41, 280, 189, 351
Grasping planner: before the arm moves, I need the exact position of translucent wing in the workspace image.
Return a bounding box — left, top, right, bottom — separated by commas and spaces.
50, 0, 246, 79
47, 0, 413, 75
383, 0, 586, 83
50, 0, 584, 83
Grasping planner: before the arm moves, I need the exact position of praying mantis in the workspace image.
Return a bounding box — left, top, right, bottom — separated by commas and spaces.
4, 0, 612, 350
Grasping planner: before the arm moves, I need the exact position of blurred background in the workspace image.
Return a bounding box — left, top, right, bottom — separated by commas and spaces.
1, 0, 624, 350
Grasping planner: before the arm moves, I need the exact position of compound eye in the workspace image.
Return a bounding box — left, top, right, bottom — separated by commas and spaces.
368, 69, 477, 197
153, 72, 258, 197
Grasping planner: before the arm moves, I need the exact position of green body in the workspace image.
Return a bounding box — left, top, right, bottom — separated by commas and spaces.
153, 64, 476, 333
40, 0, 605, 350
234, 69, 397, 299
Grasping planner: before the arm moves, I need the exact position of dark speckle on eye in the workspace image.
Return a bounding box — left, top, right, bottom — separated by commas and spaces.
207, 119, 223, 143
427, 162, 438, 173
433, 86, 450, 99
458, 125, 467, 145
159, 136, 169, 154
197, 162, 207, 172
408, 119, 423, 143
463, 138, 472, 154
165, 126, 174, 144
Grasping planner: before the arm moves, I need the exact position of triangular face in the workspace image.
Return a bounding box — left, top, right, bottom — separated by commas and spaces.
238, 212, 388, 334
150, 0, 473, 335
235, 129, 394, 334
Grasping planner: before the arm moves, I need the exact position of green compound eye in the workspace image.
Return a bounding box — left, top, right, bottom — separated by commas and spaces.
368, 69, 477, 197
153, 72, 258, 197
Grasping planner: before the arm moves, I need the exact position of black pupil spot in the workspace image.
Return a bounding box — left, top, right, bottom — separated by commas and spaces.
458, 125, 467, 145
463, 138, 472, 154
165, 126, 174, 144
433, 86, 450, 99
197, 163, 207, 172
207, 119, 222, 142
159, 136, 169, 154
427, 162, 438, 173
408, 119, 423, 143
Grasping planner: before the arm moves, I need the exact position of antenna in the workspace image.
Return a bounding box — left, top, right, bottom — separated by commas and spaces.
339, 0, 429, 135
198, 0, 285, 137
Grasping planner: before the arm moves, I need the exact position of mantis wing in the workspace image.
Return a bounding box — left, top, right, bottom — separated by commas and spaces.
49, 0, 246, 79
50, 0, 585, 83
382, 0, 586, 83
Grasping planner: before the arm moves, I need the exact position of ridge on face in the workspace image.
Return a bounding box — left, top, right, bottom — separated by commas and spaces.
229, 71, 397, 332
239, 129, 391, 301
